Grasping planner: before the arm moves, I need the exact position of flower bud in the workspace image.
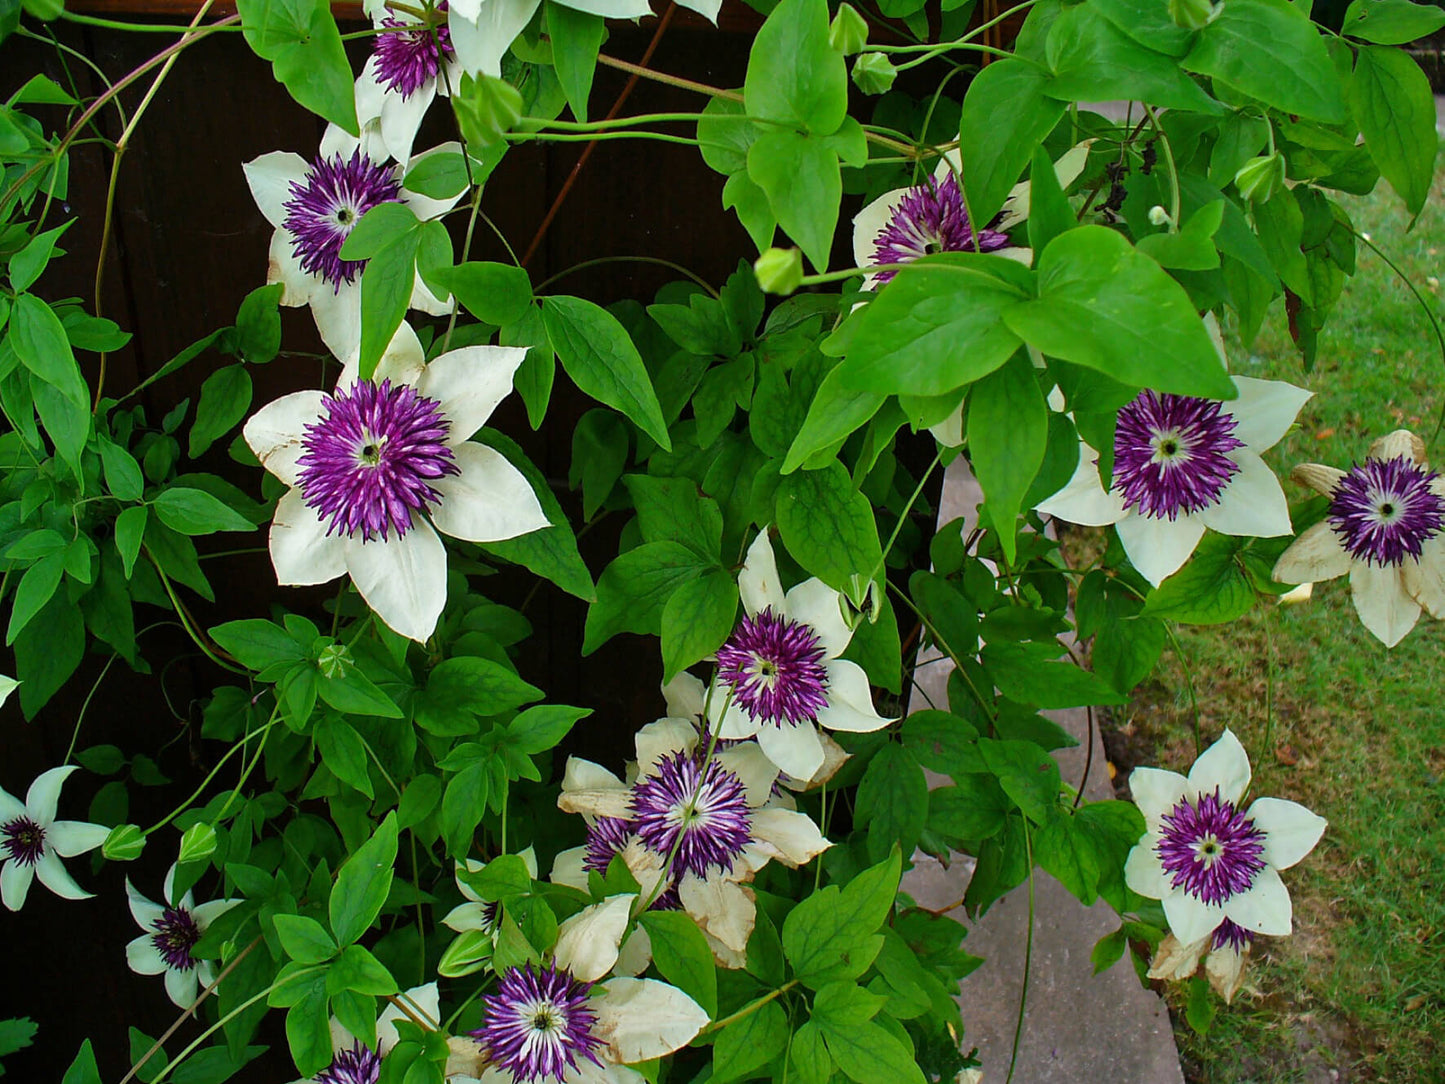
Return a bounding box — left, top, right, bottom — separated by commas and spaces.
316, 641, 353, 679
754, 247, 804, 296
1234, 153, 1286, 203
1168, 0, 1218, 30
1148, 205, 1171, 227
102, 823, 146, 862
178, 822, 218, 864
439, 929, 495, 978
852, 52, 897, 95
453, 73, 524, 149
829, 3, 868, 54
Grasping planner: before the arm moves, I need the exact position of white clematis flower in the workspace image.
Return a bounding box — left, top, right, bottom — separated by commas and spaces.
125, 865, 242, 1007
1124, 729, 1326, 947
243, 338, 549, 642
0, 765, 107, 910
355, 5, 464, 166
291, 983, 441, 1084
442, 847, 539, 938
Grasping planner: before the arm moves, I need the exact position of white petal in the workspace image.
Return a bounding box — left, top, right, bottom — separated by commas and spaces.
448, 0, 541, 79
927, 406, 964, 448
192, 898, 243, 928
320, 123, 363, 160
715, 742, 780, 808
1035, 444, 1128, 526
1116, 512, 1207, 587
442, 901, 495, 932
0, 786, 23, 823
1368, 429, 1423, 463
343, 518, 449, 643
416, 345, 529, 444
615, 927, 653, 977
1272, 521, 1351, 584
25, 765, 77, 825
163, 966, 198, 1008
633, 718, 698, 779
309, 278, 364, 363
739, 530, 784, 615
678, 876, 755, 953
1146, 933, 1208, 982
243, 390, 327, 487
757, 721, 826, 782
1187, 729, 1251, 806
1291, 462, 1345, 498
1204, 941, 1247, 1004
552, 0, 652, 16
591, 978, 709, 1063
1124, 838, 1171, 899
243, 151, 308, 228
661, 672, 706, 721
555, 895, 636, 982
815, 660, 891, 732
126, 877, 166, 929
126, 934, 168, 976
47, 820, 107, 858
1221, 866, 1292, 936
562, 757, 627, 796
1220, 377, 1312, 452
557, 788, 633, 821
380, 80, 436, 167
382, 984, 441, 1046
550, 847, 589, 891
1350, 562, 1420, 648
409, 272, 455, 317
337, 320, 426, 389
270, 490, 348, 587
1403, 535, 1445, 619
34, 850, 90, 900
852, 187, 907, 271
0, 860, 32, 910
1126, 767, 1189, 830
709, 689, 763, 741
1198, 450, 1292, 537
1248, 797, 1326, 871
356, 55, 388, 128
429, 444, 549, 544
267, 230, 316, 308
749, 807, 831, 867
783, 579, 852, 659
1162, 891, 1224, 945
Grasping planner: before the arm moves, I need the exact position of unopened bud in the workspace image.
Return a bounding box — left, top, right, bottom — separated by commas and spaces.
829, 3, 868, 54
316, 641, 353, 679
439, 929, 495, 978
1168, 0, 1218, 30
754, 247, 804, 296
852, 52, 897, 95
1234, 153, 1286, 203
1148, 205, 1171, 226
103, 824, 146, 862
178, 822, 217, 865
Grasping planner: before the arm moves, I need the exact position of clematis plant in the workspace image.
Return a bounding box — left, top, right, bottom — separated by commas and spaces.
125, 865, 241, 1008
0, 767, 107, 911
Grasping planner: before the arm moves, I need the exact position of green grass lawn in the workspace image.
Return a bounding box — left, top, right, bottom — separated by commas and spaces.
1114, 174, 1445, 1082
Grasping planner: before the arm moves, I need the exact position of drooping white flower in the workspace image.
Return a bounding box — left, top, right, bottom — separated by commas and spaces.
442, 848, 539, 939
1037, 367, 1311, 586
242, 338, 549, 642
355, 4, 463, 166
1124, 730, 1326, 946
0, 765, 107, 910
242, 127, 463, 363
1273, 429, 1445, 647
705, 530, 892, 782
125, 865, 241, 1007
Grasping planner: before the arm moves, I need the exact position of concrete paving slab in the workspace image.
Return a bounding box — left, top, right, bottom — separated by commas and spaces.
900, 461, 1185, 1084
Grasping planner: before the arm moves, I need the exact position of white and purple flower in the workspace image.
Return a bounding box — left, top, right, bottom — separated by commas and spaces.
125, 865, 242, 1008
1273, 429, 1445, 647
355, 3, 461, 165
242, 339, 549, 642
1125, 730, 1326, 946
0, 765, 107, 911
292, 984, 441, 1084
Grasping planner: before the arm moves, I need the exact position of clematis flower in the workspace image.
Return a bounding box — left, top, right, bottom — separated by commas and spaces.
0, 765, 107, 910
125, 865, 242, 1007
705, 530, 891, 782
1037, 366, 1311, 586
242, 126, 463, 362
1146, 918, 1254, 1005
242, 340, 549, 642
1272, 429, 1445, 647
462, 962, 709, 1084
554, 717, 831, 966
294, 983, 441, 1084
355, 3, 462, 165
1124, 730, 1326, 946
443, 848, 539, 939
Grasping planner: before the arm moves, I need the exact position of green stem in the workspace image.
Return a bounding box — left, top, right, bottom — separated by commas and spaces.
63, 654, 118, 764
503, 130, 701, 147
872, 0, 1038, 53
887, 580, 996, 721
699, 980, 799, 1035
1163, 623, 1203, 756
145, 715, 276, 836
1004, 823, 1036, 1084
59, 9, 233, 31
1140, 103, 1180, 231
146, 548, 244, 673
535, 255, 718, 297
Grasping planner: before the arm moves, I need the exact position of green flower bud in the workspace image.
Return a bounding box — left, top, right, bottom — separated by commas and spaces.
754, 247, 804, 296
1168, 0, 1218, 30
829, 3, 869, 54
852, 52, 897, 96
178, 822, 217, 865
102, 823, 146, 862
453, 73, 524, 149
439, 929, 495, 978
316, 641, 353, 679
1234, 153, 1286, 204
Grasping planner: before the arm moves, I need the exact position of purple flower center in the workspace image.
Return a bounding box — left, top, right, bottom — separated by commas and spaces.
632, 751, 751, 879
582, 816, 632, 875
150, 906, 202, 971
1156, 788, 1267, 907
297, 379, 460, 543
1, 816, 45, 866
1327, 455, 1445, 567
374, 4, 454, 99
476, 963, 604, 1084
282, 150, 402, 291
870, 172, 1010, 285
1211, 917, 1253, 953
316, 1041, 382, 1084
1113, 390, 1244, 519
716, 607, 830, 727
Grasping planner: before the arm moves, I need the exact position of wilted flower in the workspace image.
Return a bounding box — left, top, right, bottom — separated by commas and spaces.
1273, 429, 1445, 646
1125, 730, 1325, 946
1147, 918, 1253, 1004
125, 865, 241, 1007
0, 765, 107, 910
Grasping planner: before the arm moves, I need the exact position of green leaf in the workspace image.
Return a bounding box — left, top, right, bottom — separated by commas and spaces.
962, 59, 1065, 229
330, 812, 398, 946
452, 72, 523, 146
583, 541, 712, 653
639, 911, 718, 1016
32, 377, 90, 479
1136, 200, 1224, 271
14, 595, 83, 714
547, 2, 604, 122
317, 667, 404, 719
152, 486, 255, 535
189, 364, 253, 458
660, 569, 738, 683
416, 656, 542, 733
623, 474, 723, 558
697, 96, 763, 175
1027, 145, 1074, 256
0, 1017, 37, 1059
233, 282, 283, 364
238, 0, 358, 134
357, 231, 422, 381
783, 365, 884, 473
99, 436, 144, 501
397, 775, 442, 829
273, 913, 339, 964
783, 848, 899, 983
339, 203, 420, 262
209, 618, 304, 670
929, 776, 1009, 842
10, 73, 77, 105
1090, 0, 1195, 55
967, 351, 1046, 563
901, 709, 980, 775
285, 984, 333, 1078
979, 738, 1061, 824
11, 293, 86, 405
1003, 226, 1235, 398
541, 296, 670, 449
1035, 812, 1101, 904
61, 1040, 101, 1084
855, 742, 929, 862
711, 999, 788, 1083
328, 945, 397, 996
746, 130, 841, 274
776, 462, 883, 595
812, 981, 886, 1027
402, 151, 470, 200
744, 0, 848, 134
435, 261, 533, 326
115, 506, 147, 578
441, 763, 489, 858
1141, 534, 1256, 623
1182, 0, 1344, 123
790, 1021, 834, 1084
723, 172, 778, 253
6, 551, 64, 644
981, 641, 1127, 708
1342, 0, 1445, 42
506, 704, 590, 754
316, 716, 375, 798
1347, 44, 1437, 219
570, 409, 629, 519
9, 220, 72, 291
458, 852, 532, 899
819, 1017, 926, 1084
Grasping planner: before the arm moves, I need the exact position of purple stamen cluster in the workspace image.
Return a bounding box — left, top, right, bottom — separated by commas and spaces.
297, 379, 459, 543
373, 3, 454, 98
582, 816, 632, 875
150, 906, 201, 972
631, 751, 752, 879
716, 607, 829, 727
1113, 390, 1244, 519
1211, 917, 1253, 953
315, 1041, 382, 1084
1327, 456, 1445, 567
476, 963, 604, 1084
870, 172, 1010, 284
282, 150, 402, 290
0, 816, 45, 866
1155, 788, 1267, 906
